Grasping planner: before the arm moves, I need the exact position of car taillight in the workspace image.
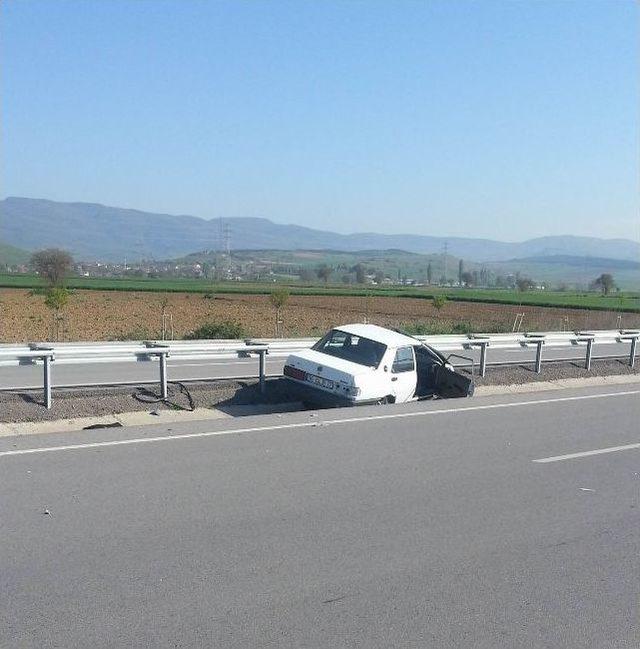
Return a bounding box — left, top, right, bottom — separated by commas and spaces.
284, 365, 306, 381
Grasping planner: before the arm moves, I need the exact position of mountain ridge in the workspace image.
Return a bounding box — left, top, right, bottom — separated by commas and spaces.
2, 196, 638, 263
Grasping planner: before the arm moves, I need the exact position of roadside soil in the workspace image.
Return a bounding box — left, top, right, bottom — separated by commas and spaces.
1, 358, 637, 424
2, 288, 638, 342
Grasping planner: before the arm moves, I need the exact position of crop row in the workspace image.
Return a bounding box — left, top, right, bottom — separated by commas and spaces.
0, 274, 638, 314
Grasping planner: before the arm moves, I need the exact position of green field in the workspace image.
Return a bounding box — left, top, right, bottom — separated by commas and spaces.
1, 273, 639, 313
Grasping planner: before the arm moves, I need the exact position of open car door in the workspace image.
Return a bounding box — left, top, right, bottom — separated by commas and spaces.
434, 363, 474, 398
413, 343, 474, 399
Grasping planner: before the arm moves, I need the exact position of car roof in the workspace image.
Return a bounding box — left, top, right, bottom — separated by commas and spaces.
333, 323, 417, 347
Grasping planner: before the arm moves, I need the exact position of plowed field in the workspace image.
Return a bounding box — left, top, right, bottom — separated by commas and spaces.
1, 288, 638, 342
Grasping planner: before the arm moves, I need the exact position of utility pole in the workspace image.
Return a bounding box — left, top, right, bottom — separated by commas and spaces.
443, 242, 448, 284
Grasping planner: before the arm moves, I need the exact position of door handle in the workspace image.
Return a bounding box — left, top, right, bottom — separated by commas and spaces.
391, 377, 398, 381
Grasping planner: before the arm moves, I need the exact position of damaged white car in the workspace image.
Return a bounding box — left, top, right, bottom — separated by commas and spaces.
283, 323, 473, 406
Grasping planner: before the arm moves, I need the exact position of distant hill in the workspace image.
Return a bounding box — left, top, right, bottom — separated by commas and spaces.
181, 247, 470, 282
487, 255, 640, 290
503, 255, 640, 270
180, 249, 639, 290
0, 241, 30, 266
2, 196, 639, 263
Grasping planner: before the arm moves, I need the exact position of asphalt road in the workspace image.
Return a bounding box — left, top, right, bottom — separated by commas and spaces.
1, 383, 639, 648
0, 341, 633, 390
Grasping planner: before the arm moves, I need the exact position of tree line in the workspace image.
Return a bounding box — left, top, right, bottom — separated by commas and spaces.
22, 248, 622, 342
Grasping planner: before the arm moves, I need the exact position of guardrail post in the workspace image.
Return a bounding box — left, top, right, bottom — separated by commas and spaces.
535, 340, 543, 374
43, 354, 52, 409
146, 342, 170, 400
159, 351, 168, 400
478, 343, 488, 377
523, 334, 545, 374
468, 336, 490, 378
584, 338, 593, 371
258, 349, 266, 394
620, 332, 640, 368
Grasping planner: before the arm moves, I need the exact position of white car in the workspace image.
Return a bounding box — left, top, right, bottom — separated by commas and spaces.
283, 323, 473, 406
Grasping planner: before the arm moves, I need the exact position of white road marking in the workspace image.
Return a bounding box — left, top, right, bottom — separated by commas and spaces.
533, 442, 640, 463
0, 389, 638, 459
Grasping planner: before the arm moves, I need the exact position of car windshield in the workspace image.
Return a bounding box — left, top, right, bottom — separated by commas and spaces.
312, 329, 387, 367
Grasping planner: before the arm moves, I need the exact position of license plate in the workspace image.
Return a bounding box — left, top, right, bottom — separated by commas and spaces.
307, 374, 334, 389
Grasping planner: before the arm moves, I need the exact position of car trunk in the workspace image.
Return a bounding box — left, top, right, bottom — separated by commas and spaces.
285, 348, 375, 387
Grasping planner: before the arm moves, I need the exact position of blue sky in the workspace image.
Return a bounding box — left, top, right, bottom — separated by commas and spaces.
2, 0, 638, 242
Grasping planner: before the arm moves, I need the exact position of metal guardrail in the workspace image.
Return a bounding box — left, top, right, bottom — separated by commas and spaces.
0, 329, 637, 409
0, 340, 269, 409
412, 330, 639, 377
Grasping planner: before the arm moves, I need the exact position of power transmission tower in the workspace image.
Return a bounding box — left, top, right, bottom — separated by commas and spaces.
223, 223, 231, 255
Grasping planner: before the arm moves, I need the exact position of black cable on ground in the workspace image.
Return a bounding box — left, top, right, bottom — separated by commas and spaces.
132, 381, 196, 412
172, 381, 196, 411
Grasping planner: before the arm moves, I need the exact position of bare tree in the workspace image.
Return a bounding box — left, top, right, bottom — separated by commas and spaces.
30, 249, 73, 340
31, 248, 73, 287
160, 296, 173, 340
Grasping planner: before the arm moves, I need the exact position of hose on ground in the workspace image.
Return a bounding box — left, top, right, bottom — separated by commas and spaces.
133, 381, 196, 412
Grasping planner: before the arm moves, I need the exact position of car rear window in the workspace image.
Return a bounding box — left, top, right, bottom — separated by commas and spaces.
312, 329, 387, 367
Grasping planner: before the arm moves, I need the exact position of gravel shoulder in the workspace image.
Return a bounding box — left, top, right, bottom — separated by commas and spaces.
0, 358, 638, 425
473, 357, 639, 386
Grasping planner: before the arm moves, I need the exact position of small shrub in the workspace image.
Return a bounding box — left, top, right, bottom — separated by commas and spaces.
44, 287, 69, 311
487, 321, 511, 333
402, 322, 454, 335
403, 322, 434, 335
112, 327, 153, 341
185, 320, 245, 340
451, 322, 474, 334
269, 288, 290, 310
432, 295, 447, 311
402, 321, 476, 335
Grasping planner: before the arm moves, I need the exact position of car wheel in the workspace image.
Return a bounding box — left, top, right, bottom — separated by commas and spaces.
376, 395, 393, 405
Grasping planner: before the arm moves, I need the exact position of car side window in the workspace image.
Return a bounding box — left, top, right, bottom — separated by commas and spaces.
392, 346, 415, 373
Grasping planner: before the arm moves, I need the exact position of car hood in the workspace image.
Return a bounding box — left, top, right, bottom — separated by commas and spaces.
285, 348, 377, 381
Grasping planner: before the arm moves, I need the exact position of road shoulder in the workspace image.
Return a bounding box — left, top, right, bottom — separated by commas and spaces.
1, 374, 639, 438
